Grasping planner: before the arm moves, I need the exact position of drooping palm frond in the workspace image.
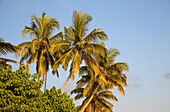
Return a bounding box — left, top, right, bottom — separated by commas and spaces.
53, 47, 75, 71
83, 28, 108, 43
0, 41, 16, 55
23, 25, 40, 39
0, 37, 18, 63
84, 43, 107, 58
72, 51, 81, 74
0, 58, 18, 63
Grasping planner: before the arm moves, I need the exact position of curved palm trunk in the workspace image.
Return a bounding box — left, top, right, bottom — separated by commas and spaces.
89, 103, 92, 112
77, 84, 100, 112
61, 73, 72, 92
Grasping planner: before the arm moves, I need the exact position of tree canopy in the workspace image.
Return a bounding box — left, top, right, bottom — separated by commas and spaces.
0, 63, 76, 111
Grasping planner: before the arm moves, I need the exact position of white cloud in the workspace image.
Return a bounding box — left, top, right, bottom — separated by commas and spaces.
127, 73, 141, 88
164, 73, 170, 79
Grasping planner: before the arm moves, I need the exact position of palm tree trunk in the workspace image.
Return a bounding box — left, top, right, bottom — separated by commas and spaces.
89, 103, 92, 112
61, 73, 72, 92
40, 75, 45, 91
44, 73, 47, 92
77, 84, 100, 112
38, 75, 40, 82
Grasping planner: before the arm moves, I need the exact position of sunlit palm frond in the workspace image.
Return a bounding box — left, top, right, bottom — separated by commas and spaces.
84, 43, 107, 58
73, 10, 92, 38
23, 27, 37, 39
53, 48, 75, 71
64, 26, 76, 41
72, 51, 81, 74
98, 91, 118, 102
49, 32, 64, 41
95, 98, 113, 112
50, 40, 71, 55
84, 28, 108, 43
20, 47, 32, 64
42, 18, 59, 38
26, 52, 38, 64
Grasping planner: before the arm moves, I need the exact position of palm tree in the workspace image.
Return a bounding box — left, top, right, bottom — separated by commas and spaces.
71, 73, 118, 112
52, 10, 108, 92
0, 37, 18, 63
16, 12, 60, 91
72, 48, 128, 112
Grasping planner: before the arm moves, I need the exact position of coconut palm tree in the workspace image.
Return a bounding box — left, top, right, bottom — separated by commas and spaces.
51, 10, 108, 92
71, 73, 118, 112
72, 48, 128, 112
0, 37, 18, 63
16, 12, 60, 91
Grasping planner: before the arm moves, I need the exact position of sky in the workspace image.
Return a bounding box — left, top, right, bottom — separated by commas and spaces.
0, 0, 170, 112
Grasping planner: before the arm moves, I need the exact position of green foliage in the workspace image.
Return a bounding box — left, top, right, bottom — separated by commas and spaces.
0, 63, 76, 112
43, 87, 76, 112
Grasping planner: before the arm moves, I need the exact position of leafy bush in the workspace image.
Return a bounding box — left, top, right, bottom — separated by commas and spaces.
0, 63, 76, 112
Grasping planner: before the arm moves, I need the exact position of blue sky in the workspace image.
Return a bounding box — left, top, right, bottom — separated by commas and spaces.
0, 0, 170, 112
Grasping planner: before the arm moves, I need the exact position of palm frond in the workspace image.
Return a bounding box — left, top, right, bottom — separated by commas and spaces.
26, 52, 38, 64
23, 26, 39, 39
49, 32, 64, 41
71, 87, 84, 94
0, 58, 18, 63
73, 10, 92, 38
84, 43, 107, 58
20, 47, 32, 64
72, 51, 81, 74
95, 98, 113, 112
83, 28, 108, 43
50, 40, 71, 55
0, 41, 16, 55
117, 85, 125, 95
64, 26, 76, 41
98, 91, 118, 102
42, 18, 60, 38
53, 48, 75, 71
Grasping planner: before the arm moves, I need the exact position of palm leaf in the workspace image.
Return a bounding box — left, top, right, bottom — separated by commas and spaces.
83, 28, 108, 42
0, 41, 16, 55
117, 85, 125, 95
72, 51, 81, 74
53, 48, 75, 71
49, 32, 64, 41
0, 58, 18, 63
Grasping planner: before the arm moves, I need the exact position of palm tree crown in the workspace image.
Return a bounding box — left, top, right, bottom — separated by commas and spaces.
72, 48, 128, 112
51, 10, 108, 92
17, 12, 60, 91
